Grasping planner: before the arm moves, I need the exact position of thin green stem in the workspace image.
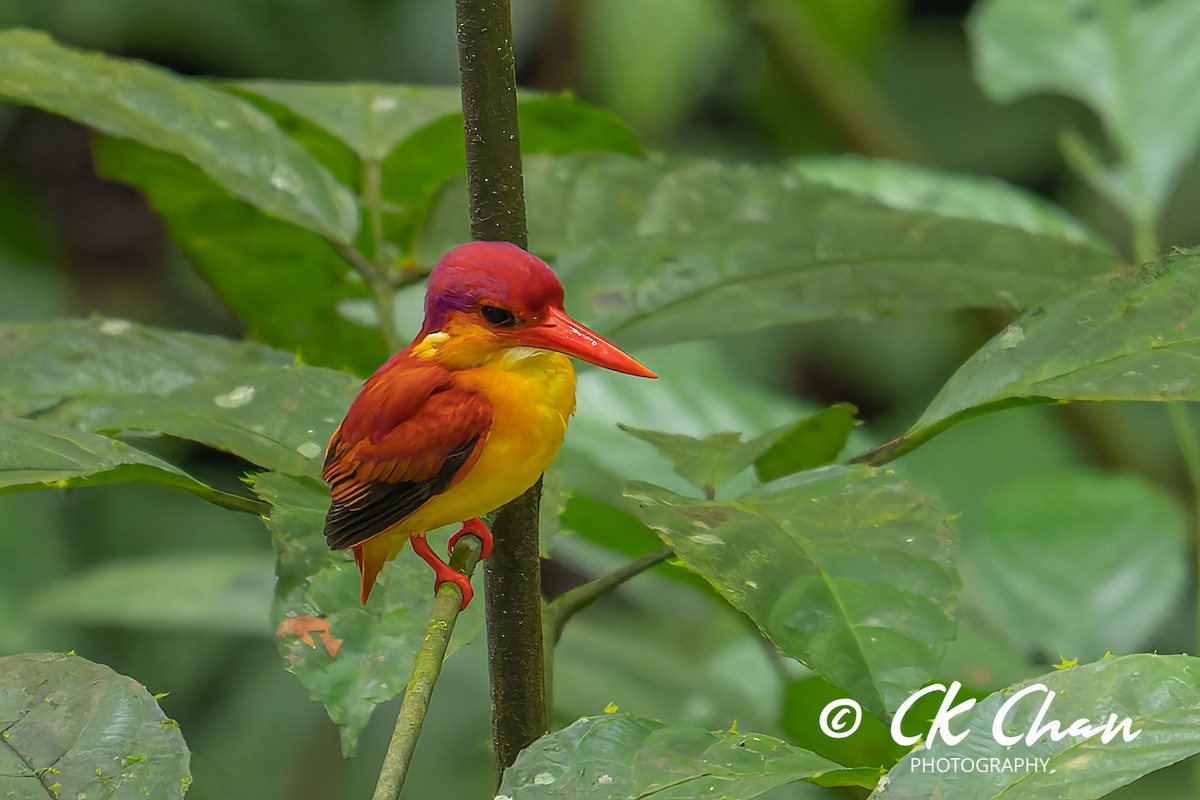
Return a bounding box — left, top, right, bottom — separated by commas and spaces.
333, 241, 400, 353
542, 548, 674, 714
1168, 402, 1200, 800
363, 158, 389, 267
543, 547, 674, 646
371, 534, 484, 800
195, 487, 269, 516
1132, 210, 1159, 265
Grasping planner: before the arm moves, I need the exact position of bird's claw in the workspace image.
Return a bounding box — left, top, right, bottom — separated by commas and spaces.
448, 517, 494, 560
411, 534, 475, 611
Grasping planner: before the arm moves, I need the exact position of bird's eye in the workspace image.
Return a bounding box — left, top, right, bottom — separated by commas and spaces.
479, 304, 517, 327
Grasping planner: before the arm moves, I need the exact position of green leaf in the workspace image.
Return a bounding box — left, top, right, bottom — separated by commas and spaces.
550, 572, 783, 733
498, 713, 876, 799
515, 94, 643, 157
625, 465, 959, 717
232, 83, 463, 162
254, 472, 483, 756
92, 137, 388, 374
0, 652, 191, 799
969, 0, 1200, 224
31, 553, 274, 635
616, 423, 787, 497
792, 156, 1105, 247
781, 675, 910, 770
0, 417, 260, 513
381, 94, 642, 260
0, 29, 357, 243
0, 318, 358, 479
418, 153, 1117, 349
882, 248, 1200, 460
560, 343, 814, 505
873, 654, 1200, 799
966, 472, 1187, 660
0, 316, 289, 417
754, 403, 859, 483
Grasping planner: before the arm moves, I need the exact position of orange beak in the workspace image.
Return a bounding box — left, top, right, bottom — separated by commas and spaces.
513, 306, 656, 378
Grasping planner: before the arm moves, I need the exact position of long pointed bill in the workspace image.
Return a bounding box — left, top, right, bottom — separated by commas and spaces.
514, 306, 656, 378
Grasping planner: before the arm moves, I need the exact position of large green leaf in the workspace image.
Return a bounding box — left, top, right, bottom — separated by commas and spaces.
626, 465, 959, 717
92, 137, 389, 374
0, 652, 191, 799
378, 93, 643, 262
0, 29, 357, 243
0, 317, 288, 417
418, 153, 1117, 349
552, 343, 812, 562
254, 472, 483, 756
970, 0, 1200, 226
95, 91, 641, 370
0, 417, 259, 513
873, 654, 1200, 799
792, 156, 1104, 247
232, 83, 463, 162
0, 318, 358, 479
874, 248, 1200, 461
31, 553, 274, 636
967, 472, 1187, 661
561, 342, 812, 504
497, 713, 877, 799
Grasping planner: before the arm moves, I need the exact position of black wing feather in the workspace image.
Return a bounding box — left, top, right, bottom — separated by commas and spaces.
323, 437, 479, 550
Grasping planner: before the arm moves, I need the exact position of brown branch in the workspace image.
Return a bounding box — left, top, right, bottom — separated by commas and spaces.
453, 0, 546, 779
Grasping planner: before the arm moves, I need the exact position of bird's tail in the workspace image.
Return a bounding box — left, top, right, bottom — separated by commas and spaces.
352, 532, 409, 605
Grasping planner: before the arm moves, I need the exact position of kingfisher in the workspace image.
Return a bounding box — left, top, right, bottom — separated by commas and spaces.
321, 241, 655, 609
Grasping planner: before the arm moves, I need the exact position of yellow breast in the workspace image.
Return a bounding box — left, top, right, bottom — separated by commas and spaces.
405, 346, 576, 532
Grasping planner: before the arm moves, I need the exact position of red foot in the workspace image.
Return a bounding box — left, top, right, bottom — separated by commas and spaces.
411, 534, 475, 611
449, 517, 493, 560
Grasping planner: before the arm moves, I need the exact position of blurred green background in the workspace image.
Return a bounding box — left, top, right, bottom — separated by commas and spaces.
2, 1, 1198, 798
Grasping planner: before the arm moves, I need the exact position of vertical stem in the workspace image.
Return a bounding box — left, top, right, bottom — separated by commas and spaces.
453, 0, 547, 778
454, 0, 528, 248
371, 536, 483, 800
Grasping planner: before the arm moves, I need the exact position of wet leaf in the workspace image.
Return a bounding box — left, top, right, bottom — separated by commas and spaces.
970, 0, 1200, 224
0, 652, 191, 799
873, 654, 1200, 799
0, 417, 258, 513
93, 138, 388, 374
616, 423, 787, 496
233, 83, 463, 162
792, 156, 1103, 247
754, 403, 859, 483
0, 318, 358, 479
882, 248, 1200, 459
418, 152, 1116, 349
626, 465, 959, 716
0, 29, 357, 242
0, 317, 288, 417
498, 713, 877, 799
254, 472, 483, 756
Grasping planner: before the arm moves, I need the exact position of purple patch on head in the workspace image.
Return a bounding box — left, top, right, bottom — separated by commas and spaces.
420, 241, 565, 332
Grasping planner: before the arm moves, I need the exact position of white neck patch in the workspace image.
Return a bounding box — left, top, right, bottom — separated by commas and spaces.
501, 346, 546, 365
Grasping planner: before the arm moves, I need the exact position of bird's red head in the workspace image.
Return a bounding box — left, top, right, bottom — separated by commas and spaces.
422, 241, 655, 379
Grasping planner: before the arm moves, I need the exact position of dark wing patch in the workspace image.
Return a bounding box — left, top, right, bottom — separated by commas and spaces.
323, 436, 480, 550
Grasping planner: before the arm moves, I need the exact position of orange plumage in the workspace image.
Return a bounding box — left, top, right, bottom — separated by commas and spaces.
322, 242, 654, 608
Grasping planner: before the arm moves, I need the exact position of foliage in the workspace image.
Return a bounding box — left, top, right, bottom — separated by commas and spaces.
0, 652, 191, 799
1, 0, 1199, 797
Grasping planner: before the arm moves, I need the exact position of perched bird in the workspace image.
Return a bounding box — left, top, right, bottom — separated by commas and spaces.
322, 241, 655, 609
